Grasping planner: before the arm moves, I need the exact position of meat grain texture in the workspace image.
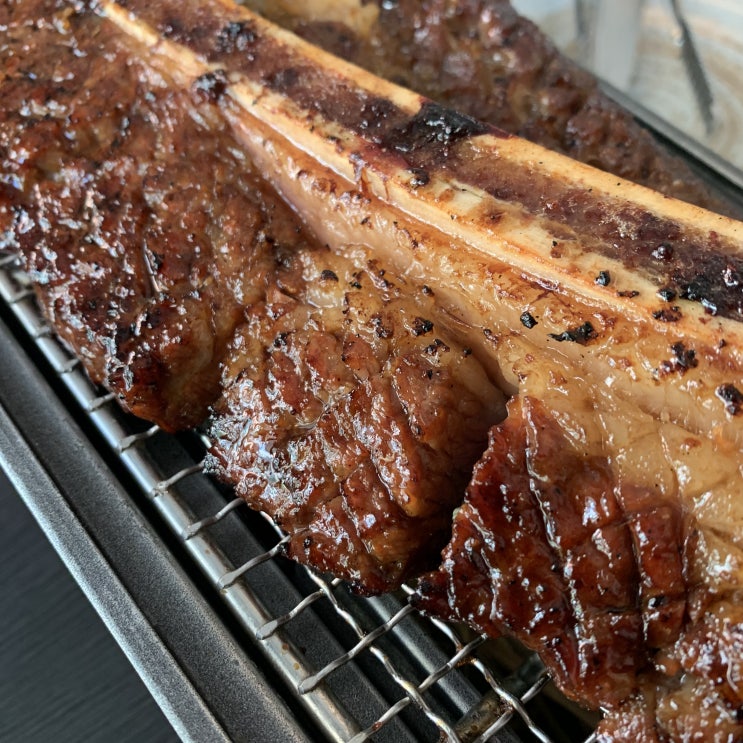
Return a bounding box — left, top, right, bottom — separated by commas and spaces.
0, 0, 504, 595
414, 356, 743, 740
0, 1, 280, 430
207, 248, 504, 592
1, 0, 742, 740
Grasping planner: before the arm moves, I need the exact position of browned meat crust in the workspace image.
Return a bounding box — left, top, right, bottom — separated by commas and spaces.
414, 397, 663, 708
283, 0, 730, 214
414, 393, 743, 738
0, 0, 286, 429
206, 248, 505, 592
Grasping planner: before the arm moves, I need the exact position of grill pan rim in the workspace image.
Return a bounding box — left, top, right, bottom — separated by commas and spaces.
0, 314, 314, 743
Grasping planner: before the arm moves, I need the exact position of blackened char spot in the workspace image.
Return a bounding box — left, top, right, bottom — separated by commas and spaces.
320, 269, 339, 282
215, 20, 257, 54
191, 70, 228, 104
671, 341, 697, 369
411, 317, 434, 336
424, 338, 450, 355
672, 255, 743, 318
548, 322, 597, 345
652, 306, 683, 323
520, 312, 538, 329
371, 313, 393, 338
381, 101, 491, 159
716, 384, 743, 416
595, 271, 611, 286
657, 342, 698, 376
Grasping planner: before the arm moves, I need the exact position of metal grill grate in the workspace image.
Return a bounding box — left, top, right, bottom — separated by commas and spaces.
0, 253, 597, 742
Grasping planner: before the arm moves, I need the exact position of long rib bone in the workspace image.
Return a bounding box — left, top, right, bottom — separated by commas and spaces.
101, 0, 743, 449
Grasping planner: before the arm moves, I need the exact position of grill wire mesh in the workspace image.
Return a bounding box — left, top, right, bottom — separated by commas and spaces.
0, 253, 598, 742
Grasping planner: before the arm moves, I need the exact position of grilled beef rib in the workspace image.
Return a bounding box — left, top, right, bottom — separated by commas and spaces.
2, 0, 743, 738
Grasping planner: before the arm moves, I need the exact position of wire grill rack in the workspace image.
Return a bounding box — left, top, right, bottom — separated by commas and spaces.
0, 252, 597, 742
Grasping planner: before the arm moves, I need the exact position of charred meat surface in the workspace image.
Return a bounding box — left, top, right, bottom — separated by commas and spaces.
414, 362, 743, 738
0, 0, 288, 429
206, 248, 505, 592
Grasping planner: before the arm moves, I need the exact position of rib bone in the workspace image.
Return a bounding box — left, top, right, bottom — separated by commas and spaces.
101, 0, 743, 448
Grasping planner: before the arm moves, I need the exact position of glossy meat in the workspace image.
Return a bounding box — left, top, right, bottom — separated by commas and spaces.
414, 358, 743, 738
416, 399, 647, 709
206, 247, 505, 592
0, 0, 284, 429
1, 0, 505, 593
4, 0, 743, 735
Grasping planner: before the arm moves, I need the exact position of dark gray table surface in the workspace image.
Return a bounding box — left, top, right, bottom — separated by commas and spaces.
0, 468, 178, 743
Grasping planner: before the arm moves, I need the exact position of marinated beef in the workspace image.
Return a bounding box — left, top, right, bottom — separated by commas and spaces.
414, 361, 743, 739
0, 0, 285, 430
3, 0, 743, 737
207, 247, 504, 592
1, 0, 504, 592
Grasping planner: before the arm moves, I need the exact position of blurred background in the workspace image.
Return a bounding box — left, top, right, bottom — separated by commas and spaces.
513, 0, 743, 171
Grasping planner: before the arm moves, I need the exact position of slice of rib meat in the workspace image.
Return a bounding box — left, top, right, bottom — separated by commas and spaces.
414, 359, 743, 738
1, 1, 286, 429
206, 246, 505, 592
415, 395, 673, 708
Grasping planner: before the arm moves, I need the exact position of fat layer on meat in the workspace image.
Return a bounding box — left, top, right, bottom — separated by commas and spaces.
414, 351, 743, 738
